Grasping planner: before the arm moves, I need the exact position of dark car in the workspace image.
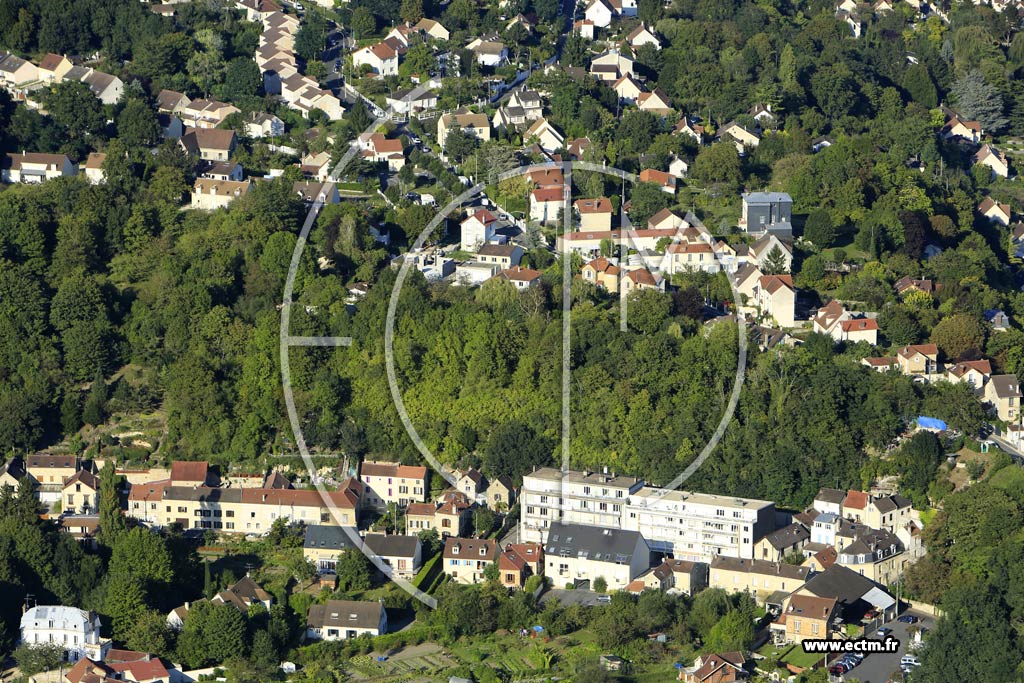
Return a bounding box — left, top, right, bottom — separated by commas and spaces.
898, 615, 920, 624
828, 664, 849, 675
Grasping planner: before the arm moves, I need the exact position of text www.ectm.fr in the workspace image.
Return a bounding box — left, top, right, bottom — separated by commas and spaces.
802, 636, 901, 654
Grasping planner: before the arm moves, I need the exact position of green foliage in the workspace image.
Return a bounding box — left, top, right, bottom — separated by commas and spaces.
13, 643, 65, 675
591, 576, 607, 593
803, 209, 835, 248
334, 549, 372, 593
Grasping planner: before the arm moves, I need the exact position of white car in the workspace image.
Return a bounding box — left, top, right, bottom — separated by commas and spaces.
901, 655, 921, 667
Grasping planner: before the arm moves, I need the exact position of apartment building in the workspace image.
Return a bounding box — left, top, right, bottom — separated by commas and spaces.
519, 468, 643, 543
359, 461, 428, 510
625, 488, 775, 562
127, 479, 362, 532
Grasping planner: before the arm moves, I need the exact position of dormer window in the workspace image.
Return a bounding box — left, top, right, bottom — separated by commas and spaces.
452, 545, 460, 554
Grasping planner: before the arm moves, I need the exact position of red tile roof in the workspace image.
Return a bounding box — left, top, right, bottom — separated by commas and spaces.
170, 460, 209, 484
840, 318, 878, 332
574, 197, 612, 214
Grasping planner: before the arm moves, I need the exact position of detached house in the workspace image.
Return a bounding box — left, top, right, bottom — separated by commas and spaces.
638, 168, 676, 194
583, 0, 614, 27
467, 38, 508, 67
625, 24, 660, 49
974, 144, 1010, 178
0, 53, 38, 91
353, 43, 399, 75
2, 152, 77, 183
718, 121, 760, 154
530, 187, 563, 224
37, 53, 73, 83
523, 118, 565, 153
772, 594, 838, 645
191, 178, 252, 210
179, 128, 237, 161
413, 18, 450, 40
945, 359, 992, 392
986, 374, 1021, 422
444, 537, 498, 584
754, 274, 796, 327
979, 197, 1011, 226
498, 542, 544, 589
637, 89, 673, 116
679, 652, 748, 683
895, 343, 939, 376
306, 600, 387, 641
582, 257, 622, 292
574, 197, 614, 230
941, 114, 982, 144
437, 109, 491, 148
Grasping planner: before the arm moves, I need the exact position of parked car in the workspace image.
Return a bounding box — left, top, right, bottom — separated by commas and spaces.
901, 655, 921, 666
876, 627, 892, 638
898, 615, 920, 624
596, 595, 611, 604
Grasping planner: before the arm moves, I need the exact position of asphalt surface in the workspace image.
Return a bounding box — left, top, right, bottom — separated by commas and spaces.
833, 610, 932, 683
538, 587, 610, 607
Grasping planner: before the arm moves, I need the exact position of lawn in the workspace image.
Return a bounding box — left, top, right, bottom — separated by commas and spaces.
780, 644, 826, 669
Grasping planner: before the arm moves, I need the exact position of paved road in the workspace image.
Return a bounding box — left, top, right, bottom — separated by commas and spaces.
835, 610, 932, 683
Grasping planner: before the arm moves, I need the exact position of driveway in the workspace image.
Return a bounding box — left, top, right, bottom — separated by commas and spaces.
538, 588, 606, 607
835, 610, 933, 683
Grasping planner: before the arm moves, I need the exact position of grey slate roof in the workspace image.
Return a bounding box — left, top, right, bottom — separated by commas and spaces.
307, 600, 383, 630
815, 488, 846, 504
763, 522, 810, 550
544, 521, 646, 564
364, 533, 420, 558
303, 524, 357, 551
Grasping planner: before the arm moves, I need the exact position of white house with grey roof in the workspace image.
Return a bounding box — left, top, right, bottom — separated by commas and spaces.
306, 600, 387, 641
544, 521, 650, 590
520, 468, 644, 543
20, 605, 110, 662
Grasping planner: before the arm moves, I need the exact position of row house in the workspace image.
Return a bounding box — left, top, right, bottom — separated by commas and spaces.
1, 152, 77, 183
405, 493, 474, 538
626, 558, 708, 596
543, 521, 650, 591
126, 479, 362, 532
359, 460, 429, 510
443, 537, 498, 584
707, 557, 811, 606
497, 542, 544, 589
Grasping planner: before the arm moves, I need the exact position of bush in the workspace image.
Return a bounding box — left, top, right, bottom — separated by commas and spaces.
592, 577, 608, 593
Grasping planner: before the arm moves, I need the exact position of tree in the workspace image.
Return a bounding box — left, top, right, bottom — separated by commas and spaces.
82, 372, 108, 426
690, 142, 742, 188
900, 210, 927, 259
106, 573, 150, 640
400, 0, 424, 24
249, 629, 279, 676
878, 306, 921, 346
444, 126, 478, 163
896, 431, 942, 503
627, 289, 671, 335
45, 81, 105, 140
628, 182, 671, 229
483, 422, 555, 482
98, 461, 126, 543
762, 245, 788, 275
335, 548, 372, 592
117, 99, 161, 148
592, 576, 607, 593
902, 63, 938, 108
126, 610, 172, 655
473, 506, 496, 537
351, 7, 376, 39
705, 609, 755, 652
109, 526, 174, 584
951, 70, 1008, 133
931, 314, 986, 361
13, 643, 65, 675
803, 209, 835, 248
223, 58, 262, 101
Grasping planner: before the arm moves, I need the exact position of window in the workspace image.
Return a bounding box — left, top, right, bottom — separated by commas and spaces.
226, 510, 234, 518
166, 506, 171, 512
178, 506, 187, 513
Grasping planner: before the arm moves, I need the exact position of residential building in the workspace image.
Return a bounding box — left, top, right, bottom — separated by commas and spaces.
895, 343, 939, 376
811, 300, 877, 344
530, 187, 564, 224
495, 266, 543, 289
37, 53, 73, 83
359, 461, 429, 510
985, 374, 1021, 421
179, 127, 237, 161
126, 479, 362, 531
941, 115, 982, 143
63, 470, 100, 515
0, 53, 38, 90
754, 523, 810, 562
623, 267, 664, 292
626, 487, 775, 561
523, 118, 565, 153
638, 168, 676, 194
498, 542, 543, 589
589, 51, 635, 81
156, 89, 191, 114
437, 110, 491, 149
673, 117, 705, 142
306, 600, 387, 641
581, 256, 622, 292
945, 359, 992, 392
169, 460, 211, 487
293, 181, 340, 205
979, 196, 1012, 226
543, 522, 650, 590
26, 454, 78, 487
637, 89, 674, 116
625, 24, 661, 49
82, 153, 106, 184
364, 534, 422, 578
2, 152, 77, 183
861, 356, 897, 372
974, 144, 1010, 178
413, 18, 450, 40
574, 197, 614, 231
20, 606, 109, 662
467, 38, 508, 66
444, 537, 498, 583
612, 74, 644, 104
0, 457, 26, 489
718, 121, 760, 153
835, 528, 906, 585
679, 652, 748, 683
486, 476, 516, 509
353, 43, 399, 75
210, 576, 273, 613
985, 308, 1010, 331
461, 208, 498, 251
771, 594, 838, 644
303, 524, 358, 571
707, 557, 811, 604
739, 192, 792, 233
793, 564, 897, 623
583, 0, 614, 27
364, 133, 405, 171
475, 243, 523, 269
246, 112, 285, 138
191, 178, 252, 210
754, 274, 796, 327
179, 99, 240, 128
80, 70, 123, 105
894, 276, 934, 296
519, 468, 643, 543
385, 86, 438, 114
663, 242, 716, 274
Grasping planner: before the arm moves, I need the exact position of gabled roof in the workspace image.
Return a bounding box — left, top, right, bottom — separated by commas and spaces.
758, 274, 794, 294
990, 374, 1022, 398
360, 461, 428, 479
763, 522, 810, 550
842, 490, 869, 510
26, 454, 76, 469
710, 556, 810, 580
170, 460, 209, 484
584, 257, 620, 275
63, 469, 100, 490
307, 600, 383, 630
364, 533, 420, 558
840, 318, 877, 333
498, 265, 542, 282
785, 593, 837, 622
979, 196, 1010, 217
574, 197, 612, 214
815, 487, 846, 504
896, 343, 938, 359
544, 521, 645, 564
443, 536, 497, 560
947, 359, 993, 378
